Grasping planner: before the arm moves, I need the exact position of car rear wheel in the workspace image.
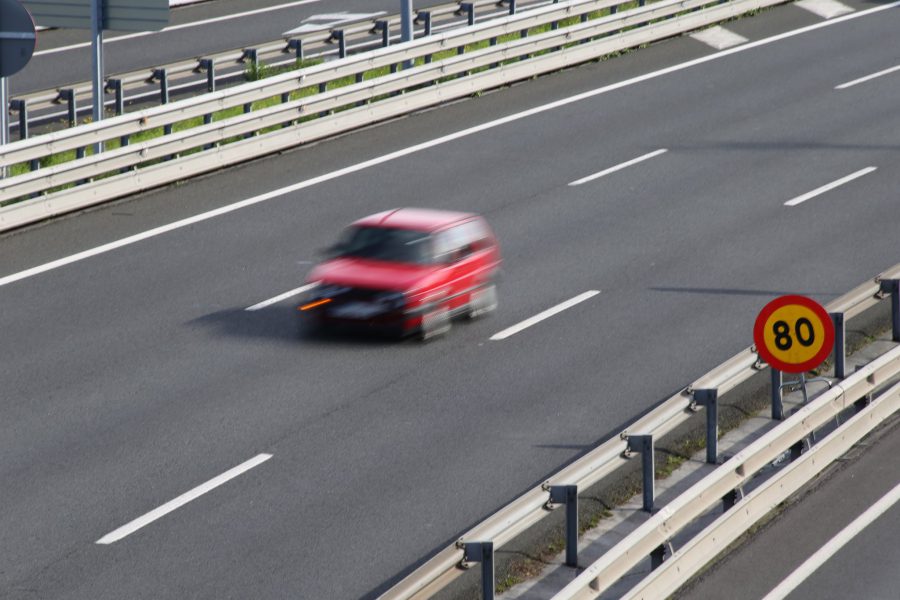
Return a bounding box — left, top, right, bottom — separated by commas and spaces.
419, 305, 451, 341
468, 283, 498, 319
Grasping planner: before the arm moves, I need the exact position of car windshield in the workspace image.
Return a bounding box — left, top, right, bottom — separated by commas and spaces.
336, 226, 432, 264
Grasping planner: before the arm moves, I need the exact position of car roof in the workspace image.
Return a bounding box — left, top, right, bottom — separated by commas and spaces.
352, 208, 476, 232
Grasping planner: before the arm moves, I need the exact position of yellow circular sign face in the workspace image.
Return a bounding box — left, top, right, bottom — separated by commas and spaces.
753, 295, 834, 373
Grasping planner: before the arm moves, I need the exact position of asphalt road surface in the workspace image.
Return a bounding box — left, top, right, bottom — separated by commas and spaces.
2, 1, 899, 598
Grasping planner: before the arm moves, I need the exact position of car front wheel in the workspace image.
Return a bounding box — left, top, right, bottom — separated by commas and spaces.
419, 305, 451, 341
468, 283, 498, 319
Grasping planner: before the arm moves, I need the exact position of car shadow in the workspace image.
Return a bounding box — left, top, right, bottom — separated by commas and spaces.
188, 305, 410, 348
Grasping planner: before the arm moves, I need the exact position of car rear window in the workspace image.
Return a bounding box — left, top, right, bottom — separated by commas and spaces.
337, 226, 432, 264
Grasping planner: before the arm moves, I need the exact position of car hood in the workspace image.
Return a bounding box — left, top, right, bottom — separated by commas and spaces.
308, 257, 440, 292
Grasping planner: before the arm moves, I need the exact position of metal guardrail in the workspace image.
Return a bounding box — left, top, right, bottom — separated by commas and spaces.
555, 344, 900, 599
5, 0, 544, 135
378, 262, 900, 599
617, 376, 900, 600
0, 0, 789, 230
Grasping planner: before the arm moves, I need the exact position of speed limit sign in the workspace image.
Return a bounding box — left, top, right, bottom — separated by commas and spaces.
753, 295, 834, 374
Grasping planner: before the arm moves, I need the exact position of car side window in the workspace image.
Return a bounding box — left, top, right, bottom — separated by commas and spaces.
433, 226, 467, 264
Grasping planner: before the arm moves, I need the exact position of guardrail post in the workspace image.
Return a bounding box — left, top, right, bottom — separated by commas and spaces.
10, 99, 27, 140
626, 434, 654, 512
154, 68, 172, 135
722, 487, 742, 511
508, 0, 517, 15
460, 3, 475, 26
288, 38, 304, 63
549, 485, 579, 567
60, 89, 86, 159
417, 12, 433, 63
650, 544, 666, 570
200, 59, 216, 94
375, 20, 390, 47
461, 541, 495, 600
771, 368, 784, 420
243, 48, 260, 75
457, 3, 475, 60
198, 59, 216, 148
107, 79, 131, 150
880, 279, 900, 342
693, 389, 718, 464
318, 82, 329, 118
10, 100, 38, 172
61, 88, 77, 128
831, 312, 846, 378
332, 30, 347, 59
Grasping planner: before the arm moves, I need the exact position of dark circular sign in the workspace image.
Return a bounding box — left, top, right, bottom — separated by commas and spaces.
753, 295, 835, 374
0, 0, 37, 77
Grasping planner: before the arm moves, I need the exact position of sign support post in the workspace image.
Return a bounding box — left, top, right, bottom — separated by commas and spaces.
91, 0, 104, 152
1, 76, 8, 178
400, 0, 413, 69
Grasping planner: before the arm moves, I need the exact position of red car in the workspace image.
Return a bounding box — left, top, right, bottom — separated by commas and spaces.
298, 208, 501, 339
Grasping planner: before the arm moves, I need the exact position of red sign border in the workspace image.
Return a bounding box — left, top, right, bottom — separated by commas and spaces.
753, 294, 835, 374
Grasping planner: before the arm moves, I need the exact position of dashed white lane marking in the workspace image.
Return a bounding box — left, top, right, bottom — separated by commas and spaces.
490, 291, 600, 341
96, 454, 273, 545
784, 167, 877, 206
836, 64, 900, 89
34, 0, 323, 56
245, 283, 317, 311
761, 480, 900, 600
3, 1, 898, 290
568, 149, 667, 186
689, 26, 749, 50
795, 0, 855, 19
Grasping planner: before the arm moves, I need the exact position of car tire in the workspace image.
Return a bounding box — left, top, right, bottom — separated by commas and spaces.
420, 305, 451, 341
468, 283, 498, 319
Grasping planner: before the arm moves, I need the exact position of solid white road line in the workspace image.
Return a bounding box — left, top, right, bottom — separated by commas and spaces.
836, 64, 900, 89
96, 453, 273, 545
34, 0, 322, 57
795, 0, 855, 19
783, 167, 877, 206
689, 26, 749, 50
245, 283, 317, 311
568, 149, 667, 186
490, 290, 600, 341
3, 1, 899, 290
761, 480, 900, 600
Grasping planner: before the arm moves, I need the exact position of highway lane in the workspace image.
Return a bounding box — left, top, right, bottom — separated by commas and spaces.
8, 0, 453, 95
676, 417, 900, 600
2, 2, 900, 598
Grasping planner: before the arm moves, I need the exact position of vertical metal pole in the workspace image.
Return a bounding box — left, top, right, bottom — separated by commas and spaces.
376, 20, 390, 47
771, 368, 784, 420
565, 486, 578, 567
401, 0, 414, 69
0, 77, 9, 179
333, 30, 346, 59
831, 312, 845, 379
421, 13, 433, 64
481, 542, 494, 600
706, 392, 718, 464
799, 372, 809, 405
91, 0, 104, 153
640, 436, 654, 512
694, 389, 718, 464
288, 38, 304, 63
883, 280, 900, 342
509, 0, 517, 14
